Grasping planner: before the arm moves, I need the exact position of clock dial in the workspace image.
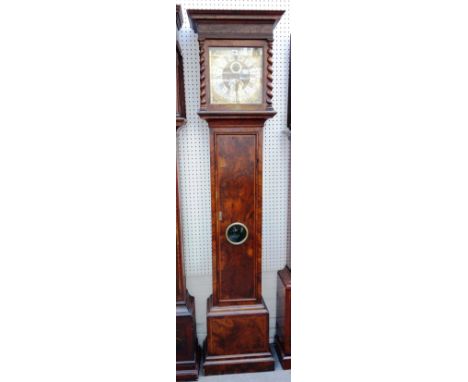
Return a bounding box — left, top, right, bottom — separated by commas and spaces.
209, 47, 263, 105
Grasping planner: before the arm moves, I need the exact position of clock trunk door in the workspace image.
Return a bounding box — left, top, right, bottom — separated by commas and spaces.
214, 130, 261, 305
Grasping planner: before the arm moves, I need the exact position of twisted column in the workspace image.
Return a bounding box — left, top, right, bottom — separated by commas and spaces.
199, 39, 207, 109
266, 40, 274, 108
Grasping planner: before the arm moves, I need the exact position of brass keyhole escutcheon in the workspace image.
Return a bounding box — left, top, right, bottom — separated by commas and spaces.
225, 222, 249, 245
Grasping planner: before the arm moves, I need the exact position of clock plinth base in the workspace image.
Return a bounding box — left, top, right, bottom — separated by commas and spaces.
176, 365, 199, 382
202, 295, 275, 376
176, 293, 200, 381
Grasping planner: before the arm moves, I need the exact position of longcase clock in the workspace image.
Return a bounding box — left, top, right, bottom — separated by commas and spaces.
187, 9, 284, 376
274, 36, 291, 370
176, 5, 199, 381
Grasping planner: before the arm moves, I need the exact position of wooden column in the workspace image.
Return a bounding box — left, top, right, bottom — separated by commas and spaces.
176, 5, 199, 381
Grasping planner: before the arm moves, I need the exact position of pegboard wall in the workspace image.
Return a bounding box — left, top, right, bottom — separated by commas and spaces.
177, 0, 291, 276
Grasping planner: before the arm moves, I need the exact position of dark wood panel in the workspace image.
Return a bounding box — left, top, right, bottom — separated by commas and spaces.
209, 313, 269, 356
216, 133, 257, 302
176, 295, 200, 380
177, 316, 195, 361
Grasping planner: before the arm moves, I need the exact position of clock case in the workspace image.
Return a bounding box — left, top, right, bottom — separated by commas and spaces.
176, 5, 200, 381
187, 9, 284, 376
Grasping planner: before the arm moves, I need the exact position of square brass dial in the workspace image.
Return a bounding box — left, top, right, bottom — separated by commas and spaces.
209, 47, 263, 105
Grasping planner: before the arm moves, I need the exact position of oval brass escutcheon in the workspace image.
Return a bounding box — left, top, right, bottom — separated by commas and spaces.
225, 222, 249, 245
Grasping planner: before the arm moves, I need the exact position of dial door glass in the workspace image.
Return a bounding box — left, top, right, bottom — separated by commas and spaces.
225, 222, 249, 245
209, 47, 263, 105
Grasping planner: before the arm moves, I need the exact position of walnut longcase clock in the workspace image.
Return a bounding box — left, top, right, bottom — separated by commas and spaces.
176, 5, 199, 381
187, 9, 284, 376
